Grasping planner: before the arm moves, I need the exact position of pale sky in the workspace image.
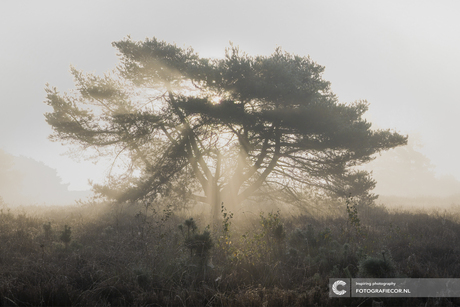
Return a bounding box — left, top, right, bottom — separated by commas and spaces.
1, 1, 459, 192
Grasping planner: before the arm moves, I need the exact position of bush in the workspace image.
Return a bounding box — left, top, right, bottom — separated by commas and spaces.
359, 251, 397, 278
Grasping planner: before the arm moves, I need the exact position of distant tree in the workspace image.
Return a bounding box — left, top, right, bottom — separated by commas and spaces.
0, 150, 23, 201
362, 137, 460, 197
44, 37, 407, 220
0, 150, 88, 206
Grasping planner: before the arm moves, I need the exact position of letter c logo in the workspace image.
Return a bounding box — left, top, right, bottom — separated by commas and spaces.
332, 280, 347, 296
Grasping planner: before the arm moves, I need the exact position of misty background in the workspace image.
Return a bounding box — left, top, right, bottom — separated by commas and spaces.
1, 1, 459, 206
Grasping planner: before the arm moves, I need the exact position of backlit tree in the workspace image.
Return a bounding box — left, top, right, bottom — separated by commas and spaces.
44, 37, 407, 220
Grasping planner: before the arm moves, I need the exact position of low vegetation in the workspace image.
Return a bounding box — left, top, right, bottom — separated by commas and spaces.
1, 198, 460, 306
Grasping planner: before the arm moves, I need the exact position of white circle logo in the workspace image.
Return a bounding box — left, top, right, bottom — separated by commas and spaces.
332, 280, 347, 296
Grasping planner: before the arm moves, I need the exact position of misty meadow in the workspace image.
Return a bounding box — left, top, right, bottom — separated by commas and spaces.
1, 37, 460, 307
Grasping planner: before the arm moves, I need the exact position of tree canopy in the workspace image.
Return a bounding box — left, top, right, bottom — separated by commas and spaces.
44, 37, 407, 218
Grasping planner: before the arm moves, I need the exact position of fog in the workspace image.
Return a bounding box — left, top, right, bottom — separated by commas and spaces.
1, 1, 460, 200
362, 136, 460, 198
0, 149, 90, 206
1, 132, 458, 209
3, 3, 460, 306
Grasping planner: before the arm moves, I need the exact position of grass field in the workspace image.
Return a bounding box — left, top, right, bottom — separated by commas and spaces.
1, 198, 460, 306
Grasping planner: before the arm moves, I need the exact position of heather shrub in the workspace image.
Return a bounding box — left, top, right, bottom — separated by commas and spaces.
359, 250, 398, 278
0, 199, 460, 306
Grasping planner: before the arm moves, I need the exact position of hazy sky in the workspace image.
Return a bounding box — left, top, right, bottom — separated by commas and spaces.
1, 1, 459, 192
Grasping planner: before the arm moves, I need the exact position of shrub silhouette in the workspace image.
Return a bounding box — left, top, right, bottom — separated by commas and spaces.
186, 230, 214, 259
60, 225, 71, 249
359, 251, 397, 278
180, 218, 214, 265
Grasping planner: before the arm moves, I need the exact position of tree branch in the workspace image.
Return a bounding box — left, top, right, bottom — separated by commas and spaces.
236, 126, 281, 203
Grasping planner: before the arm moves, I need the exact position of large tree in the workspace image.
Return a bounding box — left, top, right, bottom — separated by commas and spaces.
44, 37, 407, 219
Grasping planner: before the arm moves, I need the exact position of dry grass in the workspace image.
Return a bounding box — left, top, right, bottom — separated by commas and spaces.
1, 200, 460, 306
